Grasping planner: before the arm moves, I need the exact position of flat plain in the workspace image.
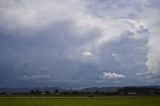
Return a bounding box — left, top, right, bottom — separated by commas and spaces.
0, 96, 160, 106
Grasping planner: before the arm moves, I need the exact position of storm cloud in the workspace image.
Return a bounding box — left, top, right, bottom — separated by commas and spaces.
0, 0, 160, 88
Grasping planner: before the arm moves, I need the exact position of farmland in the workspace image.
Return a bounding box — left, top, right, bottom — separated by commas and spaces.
0, 96, 160, 106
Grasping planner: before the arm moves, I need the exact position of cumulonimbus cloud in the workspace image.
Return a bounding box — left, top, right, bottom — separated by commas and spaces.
0, 0, 160, 87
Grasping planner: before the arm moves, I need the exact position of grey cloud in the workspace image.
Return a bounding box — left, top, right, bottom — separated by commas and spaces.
19, 75, 51, 80
0, 0, 159, 88
85, 0, 146, 20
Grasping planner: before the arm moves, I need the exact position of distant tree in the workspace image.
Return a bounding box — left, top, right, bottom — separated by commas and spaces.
30, 90, 35, 94
55, 89, 59, 93
35, 89, 41, 94
45, 90, 51, 94
72, 91, 78, 94
95, 90, 99, 94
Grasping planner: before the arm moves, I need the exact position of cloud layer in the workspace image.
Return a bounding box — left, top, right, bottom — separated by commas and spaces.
0, 0, 160, 88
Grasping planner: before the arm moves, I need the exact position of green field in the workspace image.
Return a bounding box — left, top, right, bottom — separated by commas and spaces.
0, 96, 160, 106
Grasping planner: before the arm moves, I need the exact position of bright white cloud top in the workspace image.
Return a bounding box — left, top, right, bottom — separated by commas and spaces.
100, 72, 126, 80
82, 51, 93, 56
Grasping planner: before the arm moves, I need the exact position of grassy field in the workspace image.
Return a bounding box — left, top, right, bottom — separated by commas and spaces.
0, 96, 160, 106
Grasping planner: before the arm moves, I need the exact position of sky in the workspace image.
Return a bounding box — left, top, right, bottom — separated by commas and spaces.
0, 0, 160, 88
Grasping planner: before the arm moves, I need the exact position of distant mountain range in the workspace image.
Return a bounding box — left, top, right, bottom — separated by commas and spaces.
78, 87, 120, 92
0, 87, 65, 93
0, 86, 160, 93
